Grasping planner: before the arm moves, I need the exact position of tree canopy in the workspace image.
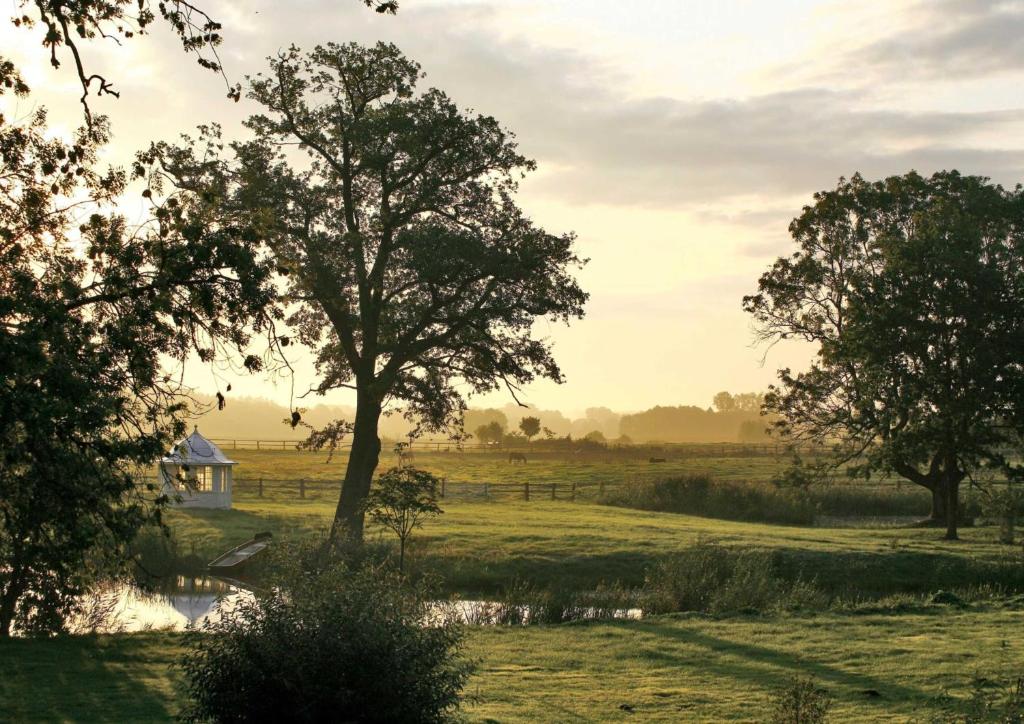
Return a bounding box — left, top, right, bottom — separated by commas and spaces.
152, 42, 588, 539
9, 0, 399, 122
519, 415, 541, 440
0, 98, 275, 635
744, 171, 1024, 539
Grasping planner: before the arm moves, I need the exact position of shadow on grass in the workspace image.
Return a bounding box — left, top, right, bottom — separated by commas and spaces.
623, 619, 930, 708
0, 633, 181, 722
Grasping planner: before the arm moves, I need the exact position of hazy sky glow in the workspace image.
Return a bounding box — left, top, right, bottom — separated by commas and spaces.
5, 0, 1024, 415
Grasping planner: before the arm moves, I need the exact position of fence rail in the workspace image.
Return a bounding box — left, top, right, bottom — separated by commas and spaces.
229, 476, 616, 502
227, 476, 1018, 504
209, 438, 850, 457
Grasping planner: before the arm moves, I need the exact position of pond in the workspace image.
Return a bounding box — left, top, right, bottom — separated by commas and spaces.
70, 576, 249, 634
71, 577, 642, 633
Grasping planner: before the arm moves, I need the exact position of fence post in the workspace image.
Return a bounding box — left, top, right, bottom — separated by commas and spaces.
256, 440, 261, 451
233, 440, 237, 450
525, 482, 530, 501
483, 481, 489, 498
282, 440, 286, 450
258, 478, 263, 498
551, 483, 556, 500
571, 482, 577, 502
441, 478, 446, 498
299, 478, 305, 499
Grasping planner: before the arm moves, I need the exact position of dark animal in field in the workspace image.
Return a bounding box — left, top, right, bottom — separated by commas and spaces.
395, 444, 415, 467
508, 452, 527, 464
649, 457, 666, 463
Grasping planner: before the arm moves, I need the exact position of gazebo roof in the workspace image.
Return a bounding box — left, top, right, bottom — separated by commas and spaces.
161, 427, 236, 466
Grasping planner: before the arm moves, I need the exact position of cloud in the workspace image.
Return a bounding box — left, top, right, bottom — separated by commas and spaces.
839, 0, 1024, 81
16, 0, 1023, 223
353, 7, 1024, 212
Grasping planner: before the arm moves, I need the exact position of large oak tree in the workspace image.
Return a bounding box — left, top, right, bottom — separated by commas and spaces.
744, 171, 1024, 539
156, 42, 588, 539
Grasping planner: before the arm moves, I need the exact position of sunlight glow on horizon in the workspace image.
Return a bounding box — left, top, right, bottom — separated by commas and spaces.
3, 0, 1022, 414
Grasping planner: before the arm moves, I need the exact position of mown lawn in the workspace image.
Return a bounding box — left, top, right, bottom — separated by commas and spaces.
3, 607, 1023, 722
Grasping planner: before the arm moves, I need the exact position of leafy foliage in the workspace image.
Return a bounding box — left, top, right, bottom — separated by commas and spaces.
642, 541, 827, 615
519, 415, 541, 439
180, 543, 472, 723
475, 420, 506, 445
151, 42, 587, 538
0, 84, 275, 635
767, 676, 832, 724
745, 171, 1024, 539
8, 0, 399, 121
364, 466, 442, 571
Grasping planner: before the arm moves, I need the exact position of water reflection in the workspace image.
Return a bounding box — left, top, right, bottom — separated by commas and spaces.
71, 576, 250, 634
73, 577, 642, 633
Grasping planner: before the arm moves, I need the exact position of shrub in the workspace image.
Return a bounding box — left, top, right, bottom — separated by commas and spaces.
767, 676, 832, 724
811, 485, 932, 518
600, 475, 817, 525
642, 540, 827, 615
364, 466, 443, 572
180, 543, 473, 723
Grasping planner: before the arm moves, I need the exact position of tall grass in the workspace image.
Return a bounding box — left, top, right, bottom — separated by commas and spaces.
643, 540, 1024, 613
599, 474, 941, 524
600, 475, 817, 525
642, 540, 827, 615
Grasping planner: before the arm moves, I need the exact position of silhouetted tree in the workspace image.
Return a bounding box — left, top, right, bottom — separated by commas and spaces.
745, 171, 1024, 540
153, 43, 587, 540
519, 416, 541, 441
7, 0, 398, 123
0, 97, 275, 635
363, 467, 442, 572
475, 421, 505, 446
712, 392, 736, 412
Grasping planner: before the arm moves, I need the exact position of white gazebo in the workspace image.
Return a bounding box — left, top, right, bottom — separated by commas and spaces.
159, 427, 236, 509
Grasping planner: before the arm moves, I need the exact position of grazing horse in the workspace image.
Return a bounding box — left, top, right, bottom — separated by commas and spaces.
508, 452, 527, 464
395, 444, 415, 467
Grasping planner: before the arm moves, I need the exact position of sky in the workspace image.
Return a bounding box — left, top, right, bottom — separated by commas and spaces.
4, 0, 1024, 416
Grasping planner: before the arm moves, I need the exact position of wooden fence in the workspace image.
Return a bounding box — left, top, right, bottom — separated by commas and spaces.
210, 438, 839, 457
232, 477, 607, 502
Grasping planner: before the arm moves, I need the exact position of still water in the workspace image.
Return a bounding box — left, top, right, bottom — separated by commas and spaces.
72, 577, 642, 633
70, 577, 248, 633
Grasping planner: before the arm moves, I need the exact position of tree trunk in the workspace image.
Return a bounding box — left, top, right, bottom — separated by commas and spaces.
929, 485, 947, 524
943, 477, 960, 541
330, 391, 382, 542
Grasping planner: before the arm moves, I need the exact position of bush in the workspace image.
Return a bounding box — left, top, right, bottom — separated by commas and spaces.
642, 541, 827, 615
767, 676, 832, 724
600, 474, 969, 523
180, 543, 473, 723
601, 475, 817, 526
811, 485, 932, 518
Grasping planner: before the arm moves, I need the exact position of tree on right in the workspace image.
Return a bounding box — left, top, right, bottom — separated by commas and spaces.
744, 171, 1024, 540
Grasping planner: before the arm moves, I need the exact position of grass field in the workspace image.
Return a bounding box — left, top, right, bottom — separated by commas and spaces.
9, 447, 1021, 722
161, 495, 1021, 599
226, 447, 795, 485
3, 607, 1023, 722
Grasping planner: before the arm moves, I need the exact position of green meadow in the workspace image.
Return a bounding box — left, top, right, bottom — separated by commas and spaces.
4, 447, 1022, 722
3, 608, 1023, 722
